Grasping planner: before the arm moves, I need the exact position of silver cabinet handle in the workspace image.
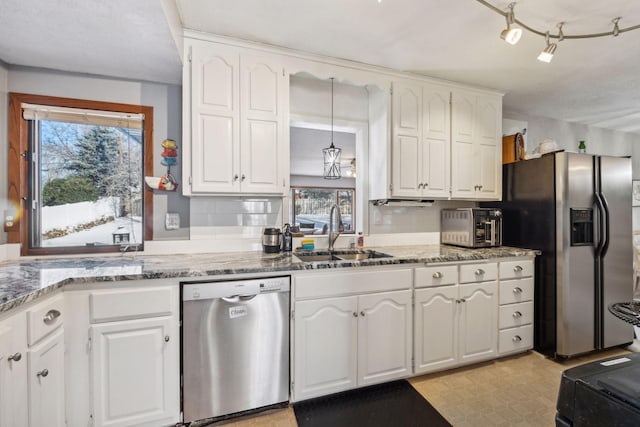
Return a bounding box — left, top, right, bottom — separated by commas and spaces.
456, 298, 466, 303
512, 335, 522, 342
353, 312, 358, 317
513, 287, 523, 294
417, 183, 423, 189
43, 309, 61, 325
241, 174, 246, 181
164, 335, 170, 342
360, 311, 365, 317
512, 311, 522, 318
423, 182, 428, 187
513, 265, 523, 272
233, 174, 239, 182
432, 272, 443, 279
479, 185, 483, 190
37, 369, 49, 378
8, 352, 22, 362
474, 269, 485, 276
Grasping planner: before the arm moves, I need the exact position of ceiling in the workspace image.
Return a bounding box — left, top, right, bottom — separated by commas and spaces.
2, 0, 640, 133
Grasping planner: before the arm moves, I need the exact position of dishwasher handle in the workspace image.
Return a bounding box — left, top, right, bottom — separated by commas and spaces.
221, 294, 258, 303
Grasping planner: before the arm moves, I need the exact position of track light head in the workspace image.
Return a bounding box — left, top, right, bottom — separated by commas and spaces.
500, 3, 522, 45
537, 32, 557, 63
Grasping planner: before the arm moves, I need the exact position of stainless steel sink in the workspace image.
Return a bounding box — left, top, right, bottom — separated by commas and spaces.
294, 253, 342, 262
295, 250, 392, 263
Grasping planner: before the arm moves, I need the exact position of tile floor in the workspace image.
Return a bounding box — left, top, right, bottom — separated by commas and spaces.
212, 348, 632, 427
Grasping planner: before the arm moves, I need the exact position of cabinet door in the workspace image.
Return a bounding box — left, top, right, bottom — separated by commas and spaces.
357, 290, 412, 386
475, 95, 502, 200
451, 89, 476, 198
28, 328, 65, 427
240, 54, 286, 194
91, 317, 178, 427
294, 296, 358, 401
414, 286, 458, 375
0, 313, 28, 427
458, 282, 497, 364
391, 81, 422, 197
190, 44, 241, 193
422, 84, 450, 198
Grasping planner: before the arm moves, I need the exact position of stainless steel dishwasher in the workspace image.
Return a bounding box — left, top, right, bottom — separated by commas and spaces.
181, 276, 290, 423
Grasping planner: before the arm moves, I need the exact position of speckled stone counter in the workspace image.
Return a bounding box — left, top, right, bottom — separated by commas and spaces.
0, 244, 538, 314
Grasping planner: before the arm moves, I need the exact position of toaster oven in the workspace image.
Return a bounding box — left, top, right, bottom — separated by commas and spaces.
441, 208, 502, 248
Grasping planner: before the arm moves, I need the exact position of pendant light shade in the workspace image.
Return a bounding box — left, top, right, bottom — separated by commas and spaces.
323, 78, 341, 179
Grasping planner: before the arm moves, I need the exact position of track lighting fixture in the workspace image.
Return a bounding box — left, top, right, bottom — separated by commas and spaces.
477, 0, 640, 63
500, 3, 522, 45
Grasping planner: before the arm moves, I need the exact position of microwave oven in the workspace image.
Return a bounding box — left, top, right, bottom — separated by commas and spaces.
441, 208, 503, 248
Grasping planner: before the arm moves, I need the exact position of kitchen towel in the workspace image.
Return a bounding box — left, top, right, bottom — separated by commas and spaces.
293, 380, 451, 427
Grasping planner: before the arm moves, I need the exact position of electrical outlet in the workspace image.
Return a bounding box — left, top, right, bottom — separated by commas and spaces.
165, 213, 180, 230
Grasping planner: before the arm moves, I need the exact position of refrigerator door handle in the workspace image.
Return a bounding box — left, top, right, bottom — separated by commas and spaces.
600, 192, 611, 258
594, 192, 606, 258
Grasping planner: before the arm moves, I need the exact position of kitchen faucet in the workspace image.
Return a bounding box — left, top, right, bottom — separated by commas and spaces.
328, 204, 343, 251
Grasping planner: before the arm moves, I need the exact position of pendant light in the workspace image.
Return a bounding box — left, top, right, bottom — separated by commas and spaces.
323, 78, 341, 179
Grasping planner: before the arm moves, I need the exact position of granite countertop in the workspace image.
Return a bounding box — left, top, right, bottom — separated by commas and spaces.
0, 244, 539, 314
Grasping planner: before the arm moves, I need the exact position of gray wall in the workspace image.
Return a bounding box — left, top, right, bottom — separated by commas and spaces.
3, 66, 189, 243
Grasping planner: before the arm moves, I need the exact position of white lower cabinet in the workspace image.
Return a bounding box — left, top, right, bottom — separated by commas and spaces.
28, 328, 65, 427
293, 269, 413, 401
0, 311, 28, 427
90, 317, 176, 427
65, 281, 180, 427
0, 293, 65, 427
414, 281, 497, 375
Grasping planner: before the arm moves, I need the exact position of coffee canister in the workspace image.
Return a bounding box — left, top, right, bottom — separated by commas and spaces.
262, 228, 282, 253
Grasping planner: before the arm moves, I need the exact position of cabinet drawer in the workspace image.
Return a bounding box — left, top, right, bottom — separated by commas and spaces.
27, 294, 64, 346
499, 278, 534, 305
459, 262, 497, 283
90, 287, 174, 323
499, 259, 533, 280
415, 265, 458, 288
499, 324, 533, 355
499, 301, 533, 329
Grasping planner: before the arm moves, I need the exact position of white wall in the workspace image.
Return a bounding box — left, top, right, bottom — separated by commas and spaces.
505, 111, 637, 159
5, 66, 188, 243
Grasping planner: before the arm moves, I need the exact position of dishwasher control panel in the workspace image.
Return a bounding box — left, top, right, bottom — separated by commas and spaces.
182, 276, 290, 301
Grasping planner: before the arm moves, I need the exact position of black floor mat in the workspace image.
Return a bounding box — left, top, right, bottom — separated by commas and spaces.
293, 380, 452, 427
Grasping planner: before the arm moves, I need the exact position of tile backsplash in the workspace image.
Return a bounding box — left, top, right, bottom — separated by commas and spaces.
190, 197, 284, 239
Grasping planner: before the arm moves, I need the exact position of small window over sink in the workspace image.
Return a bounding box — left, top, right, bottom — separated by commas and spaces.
291, 187, 354, 235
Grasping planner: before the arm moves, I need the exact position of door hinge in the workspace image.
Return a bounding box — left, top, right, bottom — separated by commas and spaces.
189, 176, 192, 185
291, 310, 295, 320
88, 414, 94, 427
87, 330, 92, 353
291, 381, 295, 394
390, 86, 393, 96
389, 183, 393, 192
411, 357, 415, 371
188, 47, 192, 63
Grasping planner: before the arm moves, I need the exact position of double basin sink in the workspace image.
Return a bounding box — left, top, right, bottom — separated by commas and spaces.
294, 249, 392, 263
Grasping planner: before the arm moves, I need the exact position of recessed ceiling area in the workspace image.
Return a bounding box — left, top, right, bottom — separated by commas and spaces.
1, 1, 640, 133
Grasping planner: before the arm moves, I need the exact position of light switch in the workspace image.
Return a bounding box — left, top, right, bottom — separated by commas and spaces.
165, 213, 180, 230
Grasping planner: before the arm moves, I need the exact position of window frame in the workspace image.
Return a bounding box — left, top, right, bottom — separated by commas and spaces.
291, 186, 356, 235
7, 93, 154, 256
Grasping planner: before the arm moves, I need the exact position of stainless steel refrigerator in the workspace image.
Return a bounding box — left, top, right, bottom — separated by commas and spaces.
489, 152, 633, 358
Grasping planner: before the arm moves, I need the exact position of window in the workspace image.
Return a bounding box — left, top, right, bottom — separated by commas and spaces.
7, 93, 154, 255
291, 187, 354, 235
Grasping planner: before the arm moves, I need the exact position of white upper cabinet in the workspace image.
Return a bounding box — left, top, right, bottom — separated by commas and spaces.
390, 80, 450, 199
184, 38, 288, 195
451, 89, 502, 200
